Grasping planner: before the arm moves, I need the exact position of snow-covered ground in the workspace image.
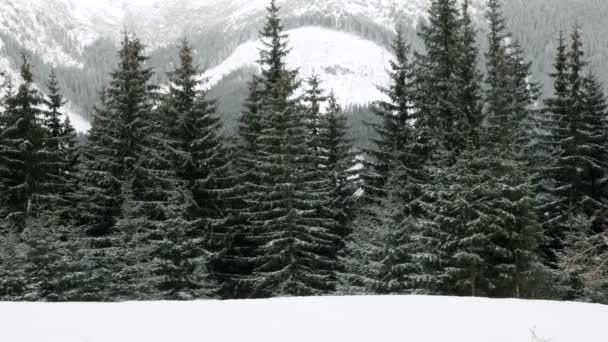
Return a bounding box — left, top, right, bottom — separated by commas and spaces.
0, 296, 605, 342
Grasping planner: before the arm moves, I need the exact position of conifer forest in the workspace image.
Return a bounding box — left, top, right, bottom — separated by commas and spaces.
1, 0, 608, 305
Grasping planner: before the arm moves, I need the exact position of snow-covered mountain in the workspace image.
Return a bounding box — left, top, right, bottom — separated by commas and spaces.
2, 0, 447, 130
0, 0, 440, 67
1, 0, 608, 132
204, 26, 393, 107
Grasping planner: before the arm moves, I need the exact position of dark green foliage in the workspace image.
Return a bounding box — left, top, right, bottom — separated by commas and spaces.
0, 232, 26, 300
455, 0, 483, 148
342, 173, 421, 295
231, 0, 340, 297
343, 25, 429, 295
0, 55, 48, 231
158, 39, 227, 298
412, 0, 543, 298
541, 27, 608, 267
1, 0, 608, 304
319, 93, 358, 242
415, 0, 469, 158
560, 214, 608, 303
73, 34, 202, 300
362, 26, 416, 204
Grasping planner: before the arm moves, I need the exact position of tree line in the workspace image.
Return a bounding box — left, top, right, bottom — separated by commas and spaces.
0, 0, 606, 303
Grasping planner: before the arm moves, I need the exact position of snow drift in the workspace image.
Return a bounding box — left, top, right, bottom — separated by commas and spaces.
0, 295, 605, 342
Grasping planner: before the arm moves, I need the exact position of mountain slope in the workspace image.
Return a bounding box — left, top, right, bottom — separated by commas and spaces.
204, 26, 392, 107
2, 0, 608, 132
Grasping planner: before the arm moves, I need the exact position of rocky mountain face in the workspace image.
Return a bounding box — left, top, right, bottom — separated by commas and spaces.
0, 0, 607, 131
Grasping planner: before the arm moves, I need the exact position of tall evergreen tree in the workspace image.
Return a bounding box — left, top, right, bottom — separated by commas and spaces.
75, 34, 199, 300
302, 73, 327, 152
580, 71, 608, 202
480, 0, 543, 297
215, 77, 264, 298
415, 0, 467, 159
319, 92, 357, 242
235, 0, 340, 297
345, 28, 429, 296
159, 39, 227, 298
44, 70, 65, 150
362, 26, 415, 204
413, 0, 543, 297
0, 55, 48, 231
341, 172, 420, 295
39, 71, 78, 217
541, 27, 608, 266
455, 0, 484, 148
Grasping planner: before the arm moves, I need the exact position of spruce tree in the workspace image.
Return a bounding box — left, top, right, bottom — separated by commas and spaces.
44, 70, 65, 150
113, 36, 201, 299
20, 215, 77, 301
0, 231, 26, 300
541, 27, 608, 266
0, 55, 48, 231
159, 39, 226, 298
415, 0, 467, 159
341, 172, 420, 295
538, 31, 571, 262
345, 28, 429, 295
480, 0, 543, 297
39, 71, 77, 217
238, 77, 263, 152
455, 0, 484, 148
319, 92, 357, 242
76, 34, 200, 300
413, 0, 543, 297
238, 0, 340, 297
580, 71, 608, 202
303, 73, 327, 151
214, 76, 265, 298
362, 26, 415, 204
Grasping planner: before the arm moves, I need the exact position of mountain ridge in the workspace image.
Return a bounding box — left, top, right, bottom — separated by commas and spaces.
1, 0, 608, 132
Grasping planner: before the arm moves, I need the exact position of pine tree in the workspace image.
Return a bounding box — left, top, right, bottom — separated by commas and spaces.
341, 176, 420, 294
20, 215, 74, 301
455, 0, 484, 148
560, 213, 608, 303
538, 31, 571, 262
580, 71, 608, 202
238, 77, 263, 152
415, 0, 467, 159
59, 116, 79, 174
541, 27, 608, 265
343, 28, 431, 295
302, 73, 327, 157
76, 34, 199, 300
44, 70, 65, 151
0, 231, 26, 300
480, 0, 543, 297
0, 55, 48, 231
236, 0, 340, 297
413, 0, 543, 297
114, 35, 202, 299
39, 71, 77, 218
410, 0, 471, 294
159, 39, 227, 298
362, 26, 415, 204
213, 76, 264, 298
319, 92, 357, 242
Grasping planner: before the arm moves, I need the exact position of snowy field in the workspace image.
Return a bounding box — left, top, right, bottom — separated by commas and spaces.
0, 295, 606, 342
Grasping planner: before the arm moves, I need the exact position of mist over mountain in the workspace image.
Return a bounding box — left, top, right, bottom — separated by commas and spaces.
1, 0, 607, 132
